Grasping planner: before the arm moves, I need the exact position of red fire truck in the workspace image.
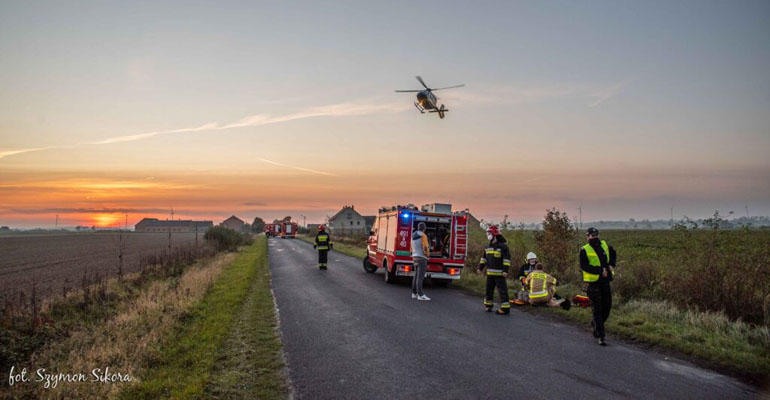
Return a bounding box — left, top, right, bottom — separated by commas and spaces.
265, 222, 282, 237
280, 221, 298, 239
363, 203, 468, 285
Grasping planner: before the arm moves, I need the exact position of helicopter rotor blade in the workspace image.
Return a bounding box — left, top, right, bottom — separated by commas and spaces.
431, 84, 465, 91
395, 90, 422, 92
415, 76, 430, 90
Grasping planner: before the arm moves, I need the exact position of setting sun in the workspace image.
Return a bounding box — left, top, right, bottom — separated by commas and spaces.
90, 213, 121, 228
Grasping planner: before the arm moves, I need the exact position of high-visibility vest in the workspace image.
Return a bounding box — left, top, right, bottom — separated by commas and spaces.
316, 233, 330, 250
582, 240, 610, 282
527, 271, 556, 299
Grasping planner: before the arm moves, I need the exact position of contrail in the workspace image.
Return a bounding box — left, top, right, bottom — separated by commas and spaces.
0, 100, 407, 176
259, 158, 337, 176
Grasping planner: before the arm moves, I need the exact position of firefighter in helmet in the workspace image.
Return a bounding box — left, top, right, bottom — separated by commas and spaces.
314, 225, 333, 270
475, 225, 512, 314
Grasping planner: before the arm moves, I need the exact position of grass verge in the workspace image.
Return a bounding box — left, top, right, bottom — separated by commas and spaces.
120, 235, 287, 399
455, 270, 770, 384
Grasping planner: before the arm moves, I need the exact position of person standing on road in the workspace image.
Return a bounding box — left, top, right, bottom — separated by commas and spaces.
476, 225, 512, 315
411, 222, 431, 301
314, 225, 333, 270
579, 227, 616, 346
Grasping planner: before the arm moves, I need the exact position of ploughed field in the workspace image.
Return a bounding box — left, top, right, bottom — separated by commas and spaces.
0, 232, 200, 299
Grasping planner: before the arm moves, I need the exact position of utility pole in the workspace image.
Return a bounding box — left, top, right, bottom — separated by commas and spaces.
670, 207, 674, 226
125, 213, 128, 231
578, 206, 583, 230
745, 202, 750, 218
55, 214, 58, 228
300, 214, 306, 228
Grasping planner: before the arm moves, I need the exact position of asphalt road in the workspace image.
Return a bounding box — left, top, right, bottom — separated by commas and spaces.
269, 237, 760, 400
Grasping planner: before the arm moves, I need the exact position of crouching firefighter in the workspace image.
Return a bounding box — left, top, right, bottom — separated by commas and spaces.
475, 225, 512, 315
314, 225, 333, 270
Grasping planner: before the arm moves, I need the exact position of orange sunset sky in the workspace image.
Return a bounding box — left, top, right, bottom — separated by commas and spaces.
1, 2, 769, 228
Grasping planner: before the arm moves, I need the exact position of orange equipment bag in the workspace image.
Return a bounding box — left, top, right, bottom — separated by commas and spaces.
572, 295, 591, 308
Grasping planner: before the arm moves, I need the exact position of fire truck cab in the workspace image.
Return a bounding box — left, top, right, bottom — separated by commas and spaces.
266, 222, 282, 237
280, 221, 298, 239
364, 203, 468, 285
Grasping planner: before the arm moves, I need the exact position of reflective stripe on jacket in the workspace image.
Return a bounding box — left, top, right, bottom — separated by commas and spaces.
526, 271, 557, 299
479, 241, 511, 276
315, 232, 331, 250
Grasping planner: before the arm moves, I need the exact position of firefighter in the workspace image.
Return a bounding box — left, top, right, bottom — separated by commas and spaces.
475, 225, 512, 315
514, 252, 538, 305
579, 227, 616, 346
313, 225, 333, 270
524, 263, 570, 310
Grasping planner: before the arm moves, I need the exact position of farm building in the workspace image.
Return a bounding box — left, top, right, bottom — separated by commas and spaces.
135, 218, 213, 233
221, 215, 250, 232
327, 205, 375, 235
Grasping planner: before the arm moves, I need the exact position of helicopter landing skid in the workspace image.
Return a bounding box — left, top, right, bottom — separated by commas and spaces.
414, 102, 426, 113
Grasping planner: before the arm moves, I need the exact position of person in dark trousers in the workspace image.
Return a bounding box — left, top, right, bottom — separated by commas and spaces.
314, 225, 332, 270
579, 227, 617, 345
411, 222, 431, 301
476, 225, 512, 315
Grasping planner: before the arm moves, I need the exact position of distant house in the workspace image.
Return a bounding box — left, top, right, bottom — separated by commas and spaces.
135, 218, 213, 233
327, 205, 375, 235
0, 226, 10, 232
221, 215, 249, 232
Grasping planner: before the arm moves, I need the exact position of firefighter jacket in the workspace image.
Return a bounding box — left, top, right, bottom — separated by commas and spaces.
478, 240, 511, 276
517, 262, 536, 285
314, 231, 332, 251
579, 240, 616, 284
525, 271, 557, 302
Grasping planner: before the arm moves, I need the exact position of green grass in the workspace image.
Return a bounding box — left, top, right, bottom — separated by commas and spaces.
121, 236, 287, 399
456, 273, 770, 382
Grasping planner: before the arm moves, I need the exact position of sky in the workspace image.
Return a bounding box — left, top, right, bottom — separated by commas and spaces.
1, 0, 769, 228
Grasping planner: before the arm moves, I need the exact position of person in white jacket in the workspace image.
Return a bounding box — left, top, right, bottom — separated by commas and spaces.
411, 222, 431, 301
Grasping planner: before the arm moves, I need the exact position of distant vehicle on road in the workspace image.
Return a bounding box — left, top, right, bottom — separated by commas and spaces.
364, 203, 468, 286
280, 221, 298, 239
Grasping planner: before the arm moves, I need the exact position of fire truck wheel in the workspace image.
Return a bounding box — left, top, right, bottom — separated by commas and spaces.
384, 260, 397, 284
363, 257, 377, 273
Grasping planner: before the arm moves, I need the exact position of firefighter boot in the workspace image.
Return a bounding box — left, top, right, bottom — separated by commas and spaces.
496, 302, 511, 315
484, 299, 493, 312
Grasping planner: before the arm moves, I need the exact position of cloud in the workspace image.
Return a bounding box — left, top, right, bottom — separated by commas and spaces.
242, 201, 268, 206
587, 79, 632, 108
0, 147, 51, 159
0, 99, 408, 175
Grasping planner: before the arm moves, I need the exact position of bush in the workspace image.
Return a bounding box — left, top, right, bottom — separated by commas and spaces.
205, 226, 254, 252
534, 208, 579, 281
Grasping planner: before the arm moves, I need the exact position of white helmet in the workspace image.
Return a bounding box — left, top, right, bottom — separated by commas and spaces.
526, 252, 537, 260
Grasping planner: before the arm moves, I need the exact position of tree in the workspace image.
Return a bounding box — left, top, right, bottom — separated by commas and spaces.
534, 208, 578, 280
251, 216, 266, 233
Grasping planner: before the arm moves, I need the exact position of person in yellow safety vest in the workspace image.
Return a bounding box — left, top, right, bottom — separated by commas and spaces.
475, 225, 512, 315
525, 263, 571, 310
313, 225, 333, 270
579, 227, 616, 346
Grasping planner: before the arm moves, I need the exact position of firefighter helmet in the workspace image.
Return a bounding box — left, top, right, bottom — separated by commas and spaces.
486, 225, 500, 236
318, 225, 326, 231
526, 252, 538, 260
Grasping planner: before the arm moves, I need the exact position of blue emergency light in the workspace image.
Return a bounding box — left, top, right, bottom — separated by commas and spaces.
401, 212, 410, 220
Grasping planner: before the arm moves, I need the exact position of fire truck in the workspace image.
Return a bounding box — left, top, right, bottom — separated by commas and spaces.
280, 221, 298, 239
265, 222, 282, 237
363, 203, 468, 285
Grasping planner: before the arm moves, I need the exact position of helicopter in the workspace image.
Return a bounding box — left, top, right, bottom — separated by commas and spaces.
395, 76, 464, 119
